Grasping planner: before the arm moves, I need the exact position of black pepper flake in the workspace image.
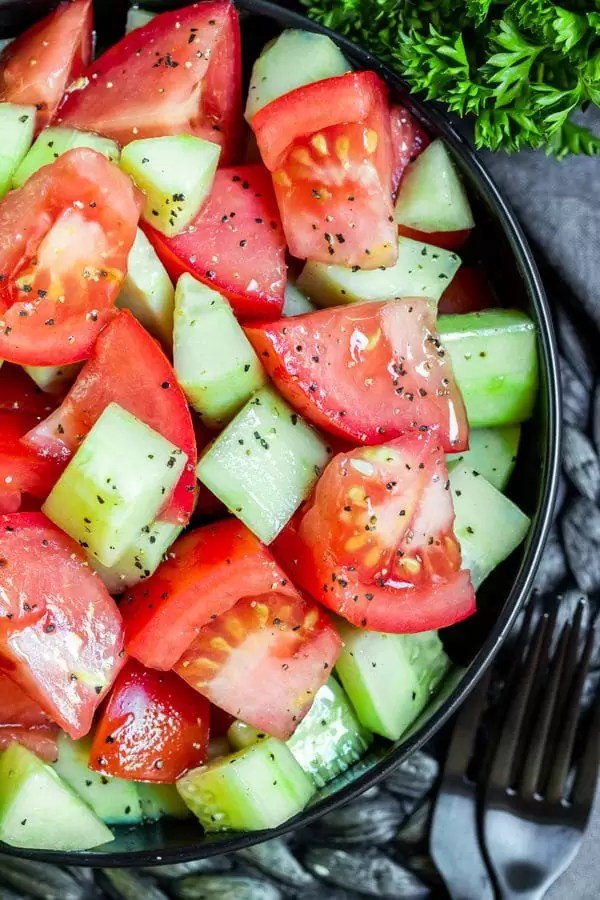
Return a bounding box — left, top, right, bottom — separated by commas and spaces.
239, 239, 247, 247
43, 623, 55, 634
97, 495, 105, 504
161, 381, 171, 389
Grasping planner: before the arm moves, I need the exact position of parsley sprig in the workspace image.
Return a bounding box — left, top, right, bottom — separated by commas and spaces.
302, 0, 600, 157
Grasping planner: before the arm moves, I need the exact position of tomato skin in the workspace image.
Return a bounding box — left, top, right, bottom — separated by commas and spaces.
245, 299, 468, 453
0, 412, 63, 511
144, 165, 287, 321
89, 660, 210, 782
438, 265, 494, 315
22, 310, 197, 526
0, 0, 92, 131
0, 513, 125, 738
389, 104, 429, 197
123, 518, 299, 671
174, 592, 341, 740
0, 670, 58, 761
58, 1, 242, 163
397, 224, 471, 251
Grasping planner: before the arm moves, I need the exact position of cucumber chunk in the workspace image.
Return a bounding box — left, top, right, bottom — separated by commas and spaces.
450, 464, 530, 590
173, 274, 266, 428
0, 102, 36, 197
138, 783, 191, 822
12, 127, 120, 189
0, 742, 113, 850
394, 139, 475, 232
120, 135, 220, 237
23, 362, 83, 395
197, 386, 331, 543
42, 403, 187, 567
438, 309, 538, 428
335, 622, 450, 741
245, 29, 351, 121
283, 280, 316, 316
176, 737, 315, 832
297, 236, 461, 306
126, 7, 155, 32
90, 518, 182, 594
116, 228, 175, 349
446, 425, 520, 492
53, 733, 142, 826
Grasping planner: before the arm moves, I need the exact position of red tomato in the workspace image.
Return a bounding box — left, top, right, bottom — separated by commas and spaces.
89, 660, 210, 782
123, 518, 299, 671
174, 592, 341, 740
397, 224, 471, 251
0, 412, 63, 510
438, 265, 495, 315
253, 71, 396, 269
0, 0, 92, 131
58, 1, 242, 163
0, 490, 22, 514
0, 364, 56, 419
273, 433, 475, 633
389, 104, 429, 197
0, 513, 125, 738
0, 148, 142, 367
210, 703, 234, 737
145, 165, 287, 320
0, 671, 58, 762
245, 298, 468, 453
23, 311, 196, 526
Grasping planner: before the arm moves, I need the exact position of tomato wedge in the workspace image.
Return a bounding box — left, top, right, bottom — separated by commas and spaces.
389, 104, 429, 197
23, 310, 197, 525
0, 513, 125, 738
89, 660, 210, 782
245, 299, 468, 452
438, 265, 495, 315
397, 224, 470, 252
273, 434, 475, 633
123, 518, 300, 670
252, 71, 396, 269
0, 148, 142, 367
0, 412, 63, 512
0, 0, 92, 131
145, 164, 287, 320
174, 592, 341, 740
0, 364, 56, 418
58, 1, 242, 162
0, 672, 58, 762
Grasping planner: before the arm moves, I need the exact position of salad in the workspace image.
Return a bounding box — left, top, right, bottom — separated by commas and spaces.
0, 0, 538, 852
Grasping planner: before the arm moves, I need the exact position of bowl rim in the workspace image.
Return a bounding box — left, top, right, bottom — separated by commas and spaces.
0, 0, 562, 868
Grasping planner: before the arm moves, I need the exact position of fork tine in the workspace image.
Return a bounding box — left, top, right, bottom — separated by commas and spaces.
443, 667, 492, 779
568, 630, 599, 807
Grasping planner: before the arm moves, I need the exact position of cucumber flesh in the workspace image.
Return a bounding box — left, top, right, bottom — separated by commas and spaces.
42, 403, 187, 567
126, 7, 155, 32
450, 464, 530, 590
53, 733, 142, 826
12, 127, 120, 189
394, 139, 474, 232
0, 102, 36, 197
116, 228, 175, 349
89, 518, 182, 594
138, 783, 191, 821
335, 622, 450, 741
245, 29, 351, 121
120, 135, 220, 237
23, 362, 83, 395
197, 386, 331, 544
0, 742, 113, 850
173, 274, 267, 428
438, 309, 538, 428
176, 737, 315, 832
447, 425, 520, 492
283, 280, 316, 316
297, 236, 461, 307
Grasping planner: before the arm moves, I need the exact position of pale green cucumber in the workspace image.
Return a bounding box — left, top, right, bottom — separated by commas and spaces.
89, 518, 182, 594
0, 102, 36, 197
116, 228, 175, 349
12, 126, 120, 189
446, 425, 520, 492
394, 139, 474, 232
126, 7, 155, 32
283, 280, 316, 316
23, 362, 83, 395
138, 783, 191, 822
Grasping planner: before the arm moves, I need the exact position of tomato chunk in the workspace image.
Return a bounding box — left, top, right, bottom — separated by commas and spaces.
0, 672, 58, 762
145, 165, 287, 320
0, 0, 92, 131
245, 299, 468, 452
273, 433, 476, 633
397, 224, 470, 252
174, 592, 341, 740
252, 71, 396, 269
0, 412, 63, 513
0, 148, 142, 367
0, 513, 125, 738
23, 310, 196, 525
438, 265, 495, 315
123, 518, 299, 671
389, 104, 429, 197
0, 364, 56, 419
58, 1, 242, 162
89, 660, 210, 782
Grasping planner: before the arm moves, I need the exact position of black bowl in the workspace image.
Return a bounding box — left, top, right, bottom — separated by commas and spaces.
0, 0, 561, 867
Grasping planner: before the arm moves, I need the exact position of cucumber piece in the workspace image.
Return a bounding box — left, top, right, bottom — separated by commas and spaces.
138, 783, 191, 822
0, 103, 36, 197
120, 135, 220, 237
245, 29, 351, 121
53, 733, 142, 826
126, 7, 155, 32
335, 622, 450, 741
227, 721, 265, 750
438, 309, 538, 428
283, 280, 316, 316
297, 236, 461, 307
173, 273, 266, 428
0, 742, 113, 850
446, 425, 520, 492
89, 518, 182, 594
23, 362, 83, 395
116, 228, 174, 349
394, 139, 474, 232
176, 737, 315, 832
197, 386, 331, 544
450, 464, 530, 590
12, 127, 120, 189
42, 403, 187, 567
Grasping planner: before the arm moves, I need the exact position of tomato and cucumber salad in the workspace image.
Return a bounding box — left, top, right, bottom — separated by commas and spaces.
0, 2, 538, 853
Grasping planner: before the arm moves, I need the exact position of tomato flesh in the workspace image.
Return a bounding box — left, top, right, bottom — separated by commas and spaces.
0, 670, 58, 761
438, 265, 495, 315
0, 412, 63, 513
0, 364, 56, 418
389, 104, 429, 197
397, 224, 471, 251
